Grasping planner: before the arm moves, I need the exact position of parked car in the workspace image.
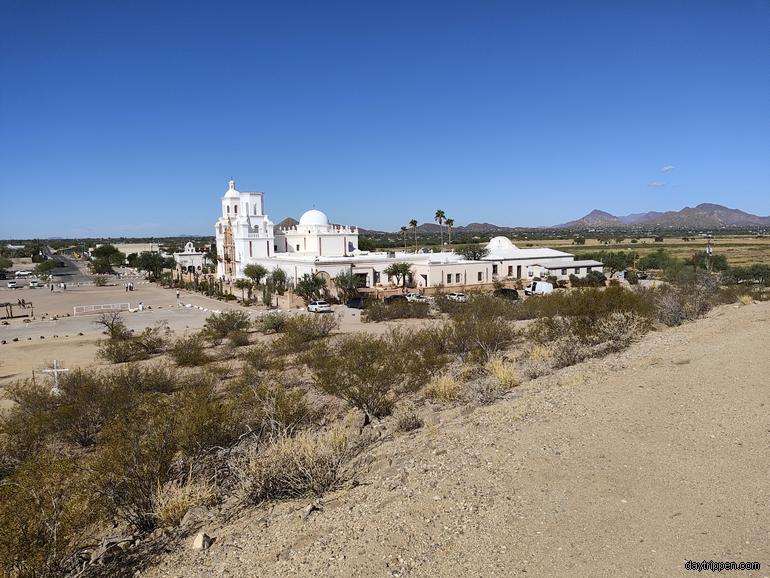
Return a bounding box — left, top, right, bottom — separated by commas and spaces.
345, 295, 369, 309
7, 281, 18, 289
405, 292, 427, 302
446, 292, 467, 302
307, 300, 332, 313
28, 281, 42, 288
384, 294, 408, 304
0, 272, 6, 280
493, 287, 519, 300
524, 281, 553, 296
14, 271, 32, 278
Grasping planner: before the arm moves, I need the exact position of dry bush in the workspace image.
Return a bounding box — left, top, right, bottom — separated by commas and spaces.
518, 345, 553, 380
258, 311, 290, 334
95, 311, 131, 340
485, 355, 520, 389
227, 330, 250, 347
363, 301, 431, 322
240, 342, 283, 372
468, 379, 505, 405
97, 338, 151, 363
109, 362, 178, 395
202, 310, 251, 342
424, 373, 461, 402
228, 379, 316, 437
592, 311, 651, 351
273, 314, 339, 354
241, 427, 362, 503
153, 478, 216, 528
170, 333, 210, 366
449, 315, 518, 362
550, 337, 591, 369
394, 402, 423, 432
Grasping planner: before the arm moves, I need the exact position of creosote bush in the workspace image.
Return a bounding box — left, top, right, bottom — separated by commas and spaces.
258, 311, 289, 334
153, 478, 216, 528
363, 300, 431, 322
170, 333, 210, 366
203, 310, 251, 342
273, 314, 339, 354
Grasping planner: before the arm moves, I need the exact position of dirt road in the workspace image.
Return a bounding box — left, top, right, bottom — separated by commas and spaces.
146, 301, 770, 578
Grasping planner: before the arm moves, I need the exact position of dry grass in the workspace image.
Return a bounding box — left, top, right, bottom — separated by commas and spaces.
153, 479, 216, 527
484, 355, 520, 389
738, 294, 753, 305
242, 427, 362, 503
424, 373, 461, 402
518, 345, 554, 380
394, 402, 424, 432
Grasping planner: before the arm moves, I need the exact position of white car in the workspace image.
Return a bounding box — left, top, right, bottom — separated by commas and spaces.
7, 281, 18, 289
14, 271, 32, 278
446, 292, 467, 302
405, 292, 427, 302
28, 281, 42, 288
524, 281, 554, 296
307, 300, 332, 313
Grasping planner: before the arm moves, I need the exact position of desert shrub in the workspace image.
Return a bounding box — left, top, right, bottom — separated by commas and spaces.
485, 355, 520, 389
153, 478, 216, 528
449, 314, 518, 362
363, 301, 431, 322
172, 376, 240, 457
241, 427, 362, 503
518, 344, 554, 380
97, 337, 151, 363
304, 331, 439, 418
229, 380, 315, 437
203, 310, 251, 342
169, 333, 210, 366
424, 373, 461, 402
738, 294, 753, 305
240, 342, 283, 373
511, 285, 655, 322
570, 270, 607, 287
228, 330, 250, 347
273, 314, 339, 354
432, 294, 464, 315
95, 311, 131, 340
394, 402, 423, 432
468, 379, 506, 405
654, 272, 721, 326
258, 311, 290, 333
108, 362, 178, 395
0, 453, 99, 578
0, 380, 58, 466
550, 337, 591, 369
625, 269, 639, 284
592, 311, 651, 351
91, 395, 178, 531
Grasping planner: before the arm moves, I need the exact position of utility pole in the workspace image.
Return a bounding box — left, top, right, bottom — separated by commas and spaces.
42, 359, 69, 395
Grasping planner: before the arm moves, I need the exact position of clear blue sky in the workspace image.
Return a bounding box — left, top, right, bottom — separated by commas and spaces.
1, 0, 768, 238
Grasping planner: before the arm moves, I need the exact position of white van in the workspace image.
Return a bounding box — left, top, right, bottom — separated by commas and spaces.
524, 281, 554, 296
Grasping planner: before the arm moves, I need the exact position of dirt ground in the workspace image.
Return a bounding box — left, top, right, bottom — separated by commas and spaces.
142, 300, 770, 578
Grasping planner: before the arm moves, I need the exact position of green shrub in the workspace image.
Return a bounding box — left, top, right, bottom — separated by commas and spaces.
363, 300, 431, 322
203, 310, 251, 342
228, 379, 315, 436
258, 311, 290, 333
169, 333, 210, 366
228, 330, 250, 347
97, 337, 151, 363
273, 314, 339, 354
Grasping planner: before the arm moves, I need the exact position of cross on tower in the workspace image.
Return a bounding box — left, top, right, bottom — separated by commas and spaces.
42, 360, 69, 394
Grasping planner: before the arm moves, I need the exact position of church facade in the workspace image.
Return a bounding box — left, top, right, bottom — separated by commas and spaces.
214, 179, 602, 290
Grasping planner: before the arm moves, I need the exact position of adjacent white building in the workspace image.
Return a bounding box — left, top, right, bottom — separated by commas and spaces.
214, 180, 602, 290
173, 241, 207, 273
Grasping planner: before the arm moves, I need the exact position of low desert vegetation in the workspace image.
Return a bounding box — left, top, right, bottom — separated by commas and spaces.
0, 264, 760, 576
363, 300, 431, 322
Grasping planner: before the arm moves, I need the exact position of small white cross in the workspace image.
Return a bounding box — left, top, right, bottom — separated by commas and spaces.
42, 360, 69, 394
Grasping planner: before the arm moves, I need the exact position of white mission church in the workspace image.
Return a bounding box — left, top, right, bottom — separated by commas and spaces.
214, 179, 602, 290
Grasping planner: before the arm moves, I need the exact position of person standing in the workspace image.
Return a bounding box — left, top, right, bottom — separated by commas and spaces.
176, 289, 181, 306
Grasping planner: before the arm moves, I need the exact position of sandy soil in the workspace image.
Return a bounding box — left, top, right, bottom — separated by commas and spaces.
142, 301, 770, 578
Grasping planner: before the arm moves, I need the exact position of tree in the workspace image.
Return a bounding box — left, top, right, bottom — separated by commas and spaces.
409, 219, 418, 250
294, 273, 326, 303
0, 256, 12, 270
136, 252, 174, 280
572, 237, 586, 245
334, 269, 365, 302
243, 264, 268, 286
400, 226, 408, 251
234, 278, 252, 301
458, 244, 489, 261
384, 262, 413, 288
434, 209, 446, 246
34, 260, 57, 276
270, 268, 287, 295
445, 218, 454, 245
91, 244, 125, 274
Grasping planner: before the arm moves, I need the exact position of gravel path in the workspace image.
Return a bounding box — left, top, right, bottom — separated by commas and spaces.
146, 301, 770, 578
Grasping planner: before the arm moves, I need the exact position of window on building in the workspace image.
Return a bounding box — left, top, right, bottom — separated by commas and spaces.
587, 266, 593, 272
274, 245, 278, 252
575, 267, 582, 275
234, 205, 238, 214
296, 244, 300, 251
562, 268, 567, 276
446, 274, 452, 284
528, 270, 534, 277
477, 271, 483, 281
254, 205, 257, 215
508, 266, 513, 276
226, 206, 230, 214
455, 273, 461, 283
492, 264, 498, 275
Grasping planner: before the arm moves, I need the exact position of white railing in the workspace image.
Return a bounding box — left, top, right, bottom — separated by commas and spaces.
73, 303, 130, 316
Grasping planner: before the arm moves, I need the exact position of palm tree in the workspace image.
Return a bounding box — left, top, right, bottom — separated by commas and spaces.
400, 226, 408, 252
409, 219, 418, 251
445, 218, 454, 245
434, 209, 446, 246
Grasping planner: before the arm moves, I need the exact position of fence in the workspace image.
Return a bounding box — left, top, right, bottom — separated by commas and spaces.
73, 302, 131, 316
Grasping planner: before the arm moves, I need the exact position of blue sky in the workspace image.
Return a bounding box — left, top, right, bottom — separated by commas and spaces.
1, 0, 768, 237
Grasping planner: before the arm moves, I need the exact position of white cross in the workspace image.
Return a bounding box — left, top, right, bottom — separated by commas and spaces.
42, 360, 69, 394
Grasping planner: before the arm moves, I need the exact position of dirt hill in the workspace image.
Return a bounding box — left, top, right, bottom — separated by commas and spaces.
142, 301, 770, 578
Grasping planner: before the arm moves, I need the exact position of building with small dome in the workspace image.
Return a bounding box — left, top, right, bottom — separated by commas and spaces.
215, 180, 601, 290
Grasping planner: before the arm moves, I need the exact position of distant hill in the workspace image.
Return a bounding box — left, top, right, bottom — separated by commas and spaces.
558, 204, 770, 229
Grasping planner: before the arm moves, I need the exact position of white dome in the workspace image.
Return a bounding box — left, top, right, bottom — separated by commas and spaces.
299, 209, 330, 227
486, 236, 518, 251
223, 179, 239, 199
